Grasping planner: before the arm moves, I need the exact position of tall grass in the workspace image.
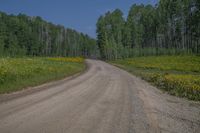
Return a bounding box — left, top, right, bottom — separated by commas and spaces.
111, 55, 200, 101
0, 57, 85, 93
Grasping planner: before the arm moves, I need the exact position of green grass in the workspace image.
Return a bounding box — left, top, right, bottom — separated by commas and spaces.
110, 55, 200, 101
0, 57, 85, 94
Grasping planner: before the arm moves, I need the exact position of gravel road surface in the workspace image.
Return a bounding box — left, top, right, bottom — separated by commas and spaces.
0, 59, 199, 133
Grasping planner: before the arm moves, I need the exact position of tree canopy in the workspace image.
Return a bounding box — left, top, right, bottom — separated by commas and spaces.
96, 0, 200, 60
0, 12, 98, 57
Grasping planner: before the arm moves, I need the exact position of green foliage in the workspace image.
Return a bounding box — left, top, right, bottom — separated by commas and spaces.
0, 12, 98, 58
97, 0, 200, 60
96, 9, 125, 60
0, 57, 85, 93
119, 55, 200, 73
111, 56, 200, 101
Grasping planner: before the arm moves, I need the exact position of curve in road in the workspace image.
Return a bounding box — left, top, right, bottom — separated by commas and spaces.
0, 59, 199, 133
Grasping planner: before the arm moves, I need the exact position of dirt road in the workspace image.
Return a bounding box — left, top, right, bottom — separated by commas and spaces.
0, 59, 199, 133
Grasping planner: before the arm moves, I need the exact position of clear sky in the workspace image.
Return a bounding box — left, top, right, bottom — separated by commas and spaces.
0, 0, 158, 38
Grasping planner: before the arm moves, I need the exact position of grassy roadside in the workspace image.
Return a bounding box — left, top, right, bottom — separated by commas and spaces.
110, 56, 200, 101
0, 57, 85, 94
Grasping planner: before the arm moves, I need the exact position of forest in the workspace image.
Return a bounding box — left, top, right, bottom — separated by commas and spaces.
0, 12, 98, 57
0, 0, 199, 60
97, 0, 200, 60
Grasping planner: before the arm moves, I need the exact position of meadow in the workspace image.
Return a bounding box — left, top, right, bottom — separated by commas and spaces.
0, 57, 85, 93
111, 56, 200, 101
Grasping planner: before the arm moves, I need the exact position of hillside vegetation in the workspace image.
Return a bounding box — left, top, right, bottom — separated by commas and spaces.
97, 0, 200, 60
0, 57, 85, 93
0, 12, 98, 57
111, 56, 200, 101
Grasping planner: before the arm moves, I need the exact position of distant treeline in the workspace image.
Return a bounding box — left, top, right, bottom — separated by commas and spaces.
97, 0, 200, 60
0, 12, 98, 57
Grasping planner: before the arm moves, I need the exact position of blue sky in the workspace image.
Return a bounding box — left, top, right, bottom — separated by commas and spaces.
0, 0, 158, 38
